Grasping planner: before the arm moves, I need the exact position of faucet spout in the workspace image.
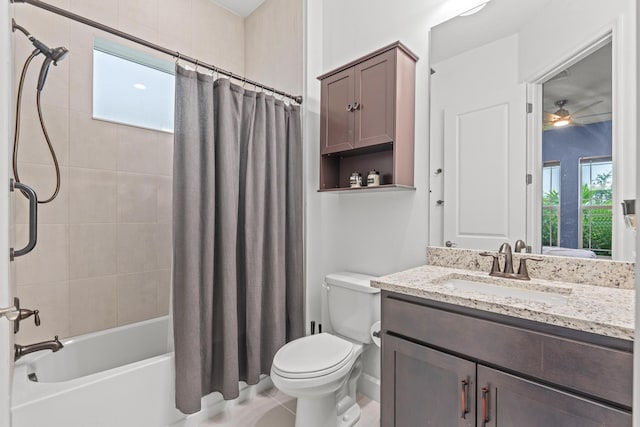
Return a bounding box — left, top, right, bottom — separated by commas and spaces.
15, 335, 63, 362
498, 242, 514, 274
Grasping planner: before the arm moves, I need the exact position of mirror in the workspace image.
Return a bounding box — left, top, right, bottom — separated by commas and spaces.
429, 0, 636, 261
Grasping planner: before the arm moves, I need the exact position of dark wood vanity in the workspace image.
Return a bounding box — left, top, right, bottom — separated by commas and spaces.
380, 291, 633, 426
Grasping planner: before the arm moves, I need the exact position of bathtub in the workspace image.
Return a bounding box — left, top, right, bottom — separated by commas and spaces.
11, 316, 272, 427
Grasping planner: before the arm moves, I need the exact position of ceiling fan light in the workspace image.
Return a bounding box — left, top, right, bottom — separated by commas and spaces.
554, 119, 570, 127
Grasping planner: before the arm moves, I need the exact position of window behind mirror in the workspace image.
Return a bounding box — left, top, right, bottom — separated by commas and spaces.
579, 157, 613, 257
542, 161, 561, 247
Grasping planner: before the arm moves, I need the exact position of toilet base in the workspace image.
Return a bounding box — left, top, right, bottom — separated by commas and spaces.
295, 395, 361, 427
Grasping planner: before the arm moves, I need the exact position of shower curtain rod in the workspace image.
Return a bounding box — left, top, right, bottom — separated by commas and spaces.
9, 0, 304, 104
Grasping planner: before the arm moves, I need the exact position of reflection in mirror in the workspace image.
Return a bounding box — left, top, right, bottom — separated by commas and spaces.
541, 42, 612, 258
428, 0, 635, 261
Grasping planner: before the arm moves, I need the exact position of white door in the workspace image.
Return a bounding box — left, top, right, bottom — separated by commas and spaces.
1, 4, 13, 427
438, 35, 527, 250
443, 90, 527, 250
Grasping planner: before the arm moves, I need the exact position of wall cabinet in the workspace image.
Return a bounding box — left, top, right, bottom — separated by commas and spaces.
318, 42, 418, 191
381, 292, 633, 426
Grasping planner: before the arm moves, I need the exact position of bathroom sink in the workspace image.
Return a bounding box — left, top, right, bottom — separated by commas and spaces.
437, 275, 571, 306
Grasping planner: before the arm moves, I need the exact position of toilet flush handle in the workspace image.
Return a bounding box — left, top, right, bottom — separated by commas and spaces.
322, 283, 331, 291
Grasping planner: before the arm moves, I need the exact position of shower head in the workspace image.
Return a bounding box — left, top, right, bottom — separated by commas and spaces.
12, 19, 69, 91
37, 46, 69, 91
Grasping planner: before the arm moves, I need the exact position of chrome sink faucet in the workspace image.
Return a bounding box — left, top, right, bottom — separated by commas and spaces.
15, 336, 63, 362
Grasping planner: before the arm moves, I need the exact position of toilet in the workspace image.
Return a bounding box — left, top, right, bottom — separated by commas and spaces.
270, 272, 380, 427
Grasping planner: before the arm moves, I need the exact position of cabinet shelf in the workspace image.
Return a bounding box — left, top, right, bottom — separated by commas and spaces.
318, 184, 415, 193
318, 41, 418, 191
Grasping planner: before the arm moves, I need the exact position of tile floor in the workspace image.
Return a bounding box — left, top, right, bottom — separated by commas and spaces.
199, 389, 380, 427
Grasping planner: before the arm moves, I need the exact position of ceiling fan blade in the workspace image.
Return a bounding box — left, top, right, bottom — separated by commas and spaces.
570, 100, 604, 117
573, 111, 612, 120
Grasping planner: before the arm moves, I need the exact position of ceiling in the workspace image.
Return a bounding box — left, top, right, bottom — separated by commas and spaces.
210, 0, 265, 17
543, 42, 612, 127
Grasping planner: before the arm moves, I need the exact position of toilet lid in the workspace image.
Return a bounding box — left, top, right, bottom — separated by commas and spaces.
272, 333, 354, 377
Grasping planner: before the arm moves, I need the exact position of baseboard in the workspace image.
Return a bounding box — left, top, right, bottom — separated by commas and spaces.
358, 373, 380, 402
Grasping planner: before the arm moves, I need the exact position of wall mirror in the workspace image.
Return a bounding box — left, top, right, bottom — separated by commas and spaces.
428, 0, 636, 261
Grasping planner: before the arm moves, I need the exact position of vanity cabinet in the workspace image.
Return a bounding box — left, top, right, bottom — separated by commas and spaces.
381, 292, 633, 426
318, 42, 418, 191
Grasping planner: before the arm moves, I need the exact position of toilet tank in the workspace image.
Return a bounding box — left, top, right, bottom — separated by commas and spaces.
325, 272, 381, 344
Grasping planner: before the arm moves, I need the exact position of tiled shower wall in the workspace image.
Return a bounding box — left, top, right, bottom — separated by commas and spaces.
11, 0, 247, 344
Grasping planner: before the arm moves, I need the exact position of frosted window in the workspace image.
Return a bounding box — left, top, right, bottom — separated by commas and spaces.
93, 39, 174, 132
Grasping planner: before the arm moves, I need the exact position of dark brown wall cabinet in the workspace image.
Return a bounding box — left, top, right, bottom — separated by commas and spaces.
318, 42, 418, 192
381, 292, 633, 426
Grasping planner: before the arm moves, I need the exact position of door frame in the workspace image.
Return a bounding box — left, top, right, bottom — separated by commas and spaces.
525, 28, 623, 258
0, 2, 14, 427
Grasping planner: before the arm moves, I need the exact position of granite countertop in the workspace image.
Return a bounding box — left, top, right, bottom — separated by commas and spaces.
372, 265, 635, 341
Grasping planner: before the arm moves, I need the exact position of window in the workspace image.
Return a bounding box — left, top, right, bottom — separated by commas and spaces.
579, 157, 613, 257
541, 162, 560, 247
93, 37, 175, 132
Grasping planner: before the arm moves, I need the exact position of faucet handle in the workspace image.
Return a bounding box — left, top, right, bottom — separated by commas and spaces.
517, 257, 543, 279
14, 297, 41, 334
480, 252, 501, 275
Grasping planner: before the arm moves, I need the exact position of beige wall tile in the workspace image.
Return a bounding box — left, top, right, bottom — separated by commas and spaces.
117, 125, 159, 174
157, 132, 174, 176
15, 224, 69, 286
157, 0, 193, 55
68, 0, 119, 28
69, 168, 117, 223
69, 276, 117, 336
156, 224, 172, 270
117, 172, 158, 223
117, 271, 157, 325
157, 269, 171, 316
14, 164, 69, 224
157, 176, 173, 223
191, 0, 245, 73
117, 223, 158, 274
15, 281, 70, 345
245, 0, 303, 96
13, 105, 69, 166
118, 0, 159, 34
70, 224, 117, 280
68, 23, 94, 115
69, 111, 118, 170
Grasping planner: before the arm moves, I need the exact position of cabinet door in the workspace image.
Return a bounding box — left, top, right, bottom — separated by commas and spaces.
320, 67, 355, 154
381, 334, 475, 427
477, 365, 631, 427
354, 49, 395, 148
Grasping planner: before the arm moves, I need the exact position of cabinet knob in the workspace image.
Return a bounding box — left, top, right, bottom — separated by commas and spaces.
346, 104, 353, 112
353, 101, 360, 110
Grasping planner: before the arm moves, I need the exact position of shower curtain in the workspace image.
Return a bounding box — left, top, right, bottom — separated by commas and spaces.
171, 66, 304, 414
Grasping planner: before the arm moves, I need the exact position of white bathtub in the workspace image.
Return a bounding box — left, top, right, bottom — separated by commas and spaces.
11, 316, 272, 427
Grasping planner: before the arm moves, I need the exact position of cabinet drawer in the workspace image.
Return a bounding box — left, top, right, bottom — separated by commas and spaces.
382, 294, 633, 408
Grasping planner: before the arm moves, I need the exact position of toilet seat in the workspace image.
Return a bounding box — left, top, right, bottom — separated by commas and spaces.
272, 333, 356, 379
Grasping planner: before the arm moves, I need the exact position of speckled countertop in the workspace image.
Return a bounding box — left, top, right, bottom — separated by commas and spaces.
372, 264, 635, 341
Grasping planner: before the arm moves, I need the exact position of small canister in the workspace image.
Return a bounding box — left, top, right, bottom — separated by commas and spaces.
367, 169, 380, 186
349, 172, 363, 188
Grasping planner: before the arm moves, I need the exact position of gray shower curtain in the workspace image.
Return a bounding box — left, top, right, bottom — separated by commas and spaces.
172, 66, 304, 414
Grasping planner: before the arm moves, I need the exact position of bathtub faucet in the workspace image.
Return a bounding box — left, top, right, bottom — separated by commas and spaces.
15, 335, 63, 361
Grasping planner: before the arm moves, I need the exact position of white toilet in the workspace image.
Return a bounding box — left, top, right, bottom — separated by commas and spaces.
270, 272, 380, 427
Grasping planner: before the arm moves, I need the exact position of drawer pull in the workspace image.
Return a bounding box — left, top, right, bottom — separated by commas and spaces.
460, 379, 469, 418
481, 387, 490, 425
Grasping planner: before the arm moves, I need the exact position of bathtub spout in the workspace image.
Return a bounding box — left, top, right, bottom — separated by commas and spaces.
15, 335, 63, 361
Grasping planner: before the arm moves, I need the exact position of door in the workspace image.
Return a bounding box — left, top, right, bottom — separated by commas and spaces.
320, 67, 355, 154
353, 49, 395, 149
477, 365, 631, 427
439, 35, 527, 250
381, 334, 475, 427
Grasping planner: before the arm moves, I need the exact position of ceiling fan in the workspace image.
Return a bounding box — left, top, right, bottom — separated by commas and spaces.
544, 99, 608, 128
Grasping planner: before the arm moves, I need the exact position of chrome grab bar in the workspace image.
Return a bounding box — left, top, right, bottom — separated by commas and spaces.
10, 179, 38, 260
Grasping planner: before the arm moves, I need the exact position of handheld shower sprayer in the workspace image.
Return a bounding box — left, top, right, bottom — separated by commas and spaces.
12, 19, 68, 204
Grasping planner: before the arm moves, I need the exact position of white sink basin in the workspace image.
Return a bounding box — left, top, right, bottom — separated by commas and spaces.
439, 277, 570, 306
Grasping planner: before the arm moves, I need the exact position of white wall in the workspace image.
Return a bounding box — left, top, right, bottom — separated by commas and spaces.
303, 0, 500, 398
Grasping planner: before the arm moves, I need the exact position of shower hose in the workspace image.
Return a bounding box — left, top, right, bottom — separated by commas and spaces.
13, 50, 61, 204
